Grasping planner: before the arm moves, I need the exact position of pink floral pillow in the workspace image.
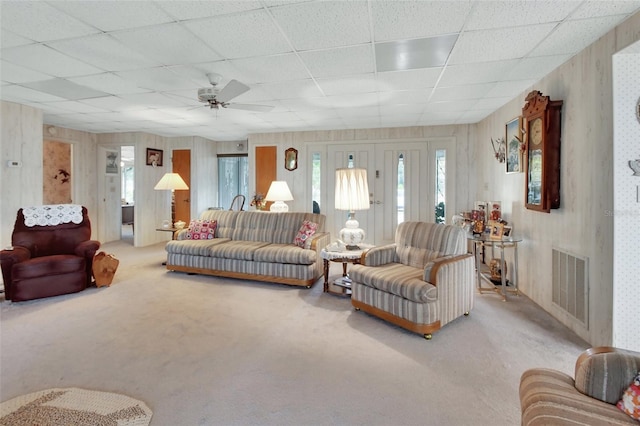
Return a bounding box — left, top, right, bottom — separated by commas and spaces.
293, 220, 318, 248
617, 371, 640, 420
185, 219, 217, 240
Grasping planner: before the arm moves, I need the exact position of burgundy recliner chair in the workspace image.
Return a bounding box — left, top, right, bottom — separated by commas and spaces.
0, 206, 101, 302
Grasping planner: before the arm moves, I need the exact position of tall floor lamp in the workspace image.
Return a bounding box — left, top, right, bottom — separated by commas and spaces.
154, 172, 189, 226
335, 168, 370, 249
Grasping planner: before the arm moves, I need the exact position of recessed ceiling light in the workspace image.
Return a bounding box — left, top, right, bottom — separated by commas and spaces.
375, 34, 458, 72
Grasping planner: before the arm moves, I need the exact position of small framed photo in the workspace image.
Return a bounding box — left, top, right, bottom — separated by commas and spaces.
146, 148, 163, 167
506, 116, 523, 173
106, 150, 119, 175
489, 220, 504, 240
502, 226, 512, 237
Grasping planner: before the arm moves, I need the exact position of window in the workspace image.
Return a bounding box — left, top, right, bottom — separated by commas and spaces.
311, 152, 321, 213
218, 155, 248, 209
435, 149, 446, 223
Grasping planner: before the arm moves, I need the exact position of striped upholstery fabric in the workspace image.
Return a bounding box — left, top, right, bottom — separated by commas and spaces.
394, 222, 466, 268
166, 211, 328, 286
351, 222, 474, 336
166, 253, 317, 281
350, 263, 437, 303
574, 347, 640, 404
520, 367, 638, 425
166, 238, 230, 256
254, 243, 316, 265
207, 240, 270, 261
352, 283, 439, 325
362, 244, 397, 266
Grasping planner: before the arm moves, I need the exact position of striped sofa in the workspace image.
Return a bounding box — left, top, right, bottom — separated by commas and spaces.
165, 210, 330, 287
520, 346, 640, 425
349, 222, 474, 340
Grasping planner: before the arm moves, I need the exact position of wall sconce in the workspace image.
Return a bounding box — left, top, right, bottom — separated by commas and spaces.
491, 137, 506, 163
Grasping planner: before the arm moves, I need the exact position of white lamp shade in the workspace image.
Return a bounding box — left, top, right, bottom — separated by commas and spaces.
265, 181, 293, 202
335, 168, 370, 211
154, 173, 189, 190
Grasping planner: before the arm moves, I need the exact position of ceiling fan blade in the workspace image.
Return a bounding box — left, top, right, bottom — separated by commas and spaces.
226, 103, 274, 112
216, 79, 250, 103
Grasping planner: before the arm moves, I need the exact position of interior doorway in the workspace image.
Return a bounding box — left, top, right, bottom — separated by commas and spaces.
120, 146, 134, 245
173, 149, 191, 225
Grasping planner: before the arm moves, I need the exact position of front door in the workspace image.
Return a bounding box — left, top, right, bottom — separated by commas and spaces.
324, 139, 455, 245
173, 149, 191, 224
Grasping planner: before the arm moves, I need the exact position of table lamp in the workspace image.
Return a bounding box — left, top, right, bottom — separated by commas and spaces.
154, 172, 189, 225
265, 181, 293, 212
335, 168, 370, 249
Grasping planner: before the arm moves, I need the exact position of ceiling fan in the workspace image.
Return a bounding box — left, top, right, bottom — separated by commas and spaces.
197, 73, 273, 112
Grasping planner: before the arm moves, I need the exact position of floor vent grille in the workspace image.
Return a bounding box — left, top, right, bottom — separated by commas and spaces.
552, 247, 589, 328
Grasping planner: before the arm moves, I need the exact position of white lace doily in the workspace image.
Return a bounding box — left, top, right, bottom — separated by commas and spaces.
22, 204, 83, 227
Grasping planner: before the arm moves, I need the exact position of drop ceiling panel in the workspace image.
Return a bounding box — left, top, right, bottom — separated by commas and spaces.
257, 79, 323, 100
383, 90, 431, 105
0, 30, 34, 49
68, 73, 149, 95
372, 1, 471, 42
22, 79, 108, 100
376, 68, 442, 91
570, 1, 640, 19
229, 54, 310, 83
48, 34, 162, 71
430, 83, 494, 103
316, 76, 377, 96
299, 45, 374, 79
328, 92, 379, 109
0, 60, 55, 84
438, 60, 520, 86
41, 100, 112, 114
156, 1, 263, 20
472, 96, 514, 111
115, 68, 200, 92
448, 24, 558, 65
110, 23, 222, 66
79, 96, 150, 112
271, 1, 370, 51
1, 44, 104, 77
184, 11, 292, 59
53, 1, 174, 32
530, 16, 627, 56
0, 2, 100, 42
465, 1, 578, 31
118, 92, 193, 109
504, 55, 572, 80
1, 85, 66, 102
485, 81, 537, 99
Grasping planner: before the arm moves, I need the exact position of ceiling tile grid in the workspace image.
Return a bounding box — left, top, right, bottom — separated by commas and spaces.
0, 0, 637, 141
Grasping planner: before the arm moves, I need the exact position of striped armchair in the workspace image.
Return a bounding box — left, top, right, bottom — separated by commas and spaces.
520, 346, 640, 425
349, 222, 474, 340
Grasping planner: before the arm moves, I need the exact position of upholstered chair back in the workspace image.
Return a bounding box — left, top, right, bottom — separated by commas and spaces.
12, 206, 92, 258
394, 222, 467, 268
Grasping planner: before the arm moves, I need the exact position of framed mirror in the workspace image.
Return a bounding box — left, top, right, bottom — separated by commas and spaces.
284, 147, 298, 171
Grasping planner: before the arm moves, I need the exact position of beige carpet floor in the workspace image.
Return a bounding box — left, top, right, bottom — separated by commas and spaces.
0, 240, 589, 425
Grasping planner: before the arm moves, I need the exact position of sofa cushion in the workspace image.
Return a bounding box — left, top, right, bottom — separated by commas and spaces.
350, 263, 437, 303
575, 348, 640, 404
617, 372, 640, 420
185, 219, 217, 240
232, 212, 281, 243
166, 238, 231, 256
254, 244, 316, 265
293, 220, 318, 248
207, 240, 270, 260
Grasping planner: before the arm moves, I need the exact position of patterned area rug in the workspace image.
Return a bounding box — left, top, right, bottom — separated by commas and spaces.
0, 388, 152, 425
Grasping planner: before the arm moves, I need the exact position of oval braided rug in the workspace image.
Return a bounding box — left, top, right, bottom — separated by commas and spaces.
0, 387, 152, 425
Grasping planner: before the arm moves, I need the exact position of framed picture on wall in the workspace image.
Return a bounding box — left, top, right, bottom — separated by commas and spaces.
146, 148, 163, 167
505, 116, 523, 174
106, 150, 119, 175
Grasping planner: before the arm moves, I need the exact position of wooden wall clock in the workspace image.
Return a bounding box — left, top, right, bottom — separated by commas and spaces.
522, 90, 563, 212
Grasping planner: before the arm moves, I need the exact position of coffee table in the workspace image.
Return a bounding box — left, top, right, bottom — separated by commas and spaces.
320, 244, 374, 296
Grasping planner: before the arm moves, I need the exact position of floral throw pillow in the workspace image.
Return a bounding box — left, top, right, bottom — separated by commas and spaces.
617, 371, 640, 420
185, 219, 217, 240
293, 220, 318, 248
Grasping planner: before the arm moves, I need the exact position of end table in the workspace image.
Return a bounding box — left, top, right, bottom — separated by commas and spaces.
320, 244, 374, 296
